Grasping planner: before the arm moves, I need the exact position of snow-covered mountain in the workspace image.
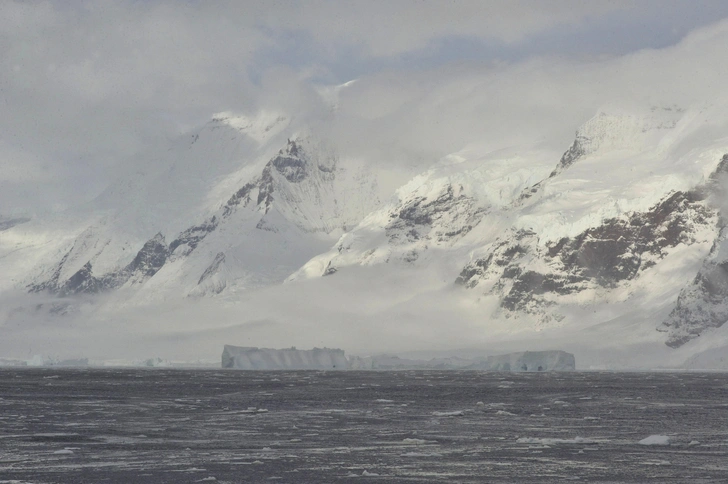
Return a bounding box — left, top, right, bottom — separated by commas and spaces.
10, 111, 396, 302
291, 104, 728, 354
3, 101, 728, 368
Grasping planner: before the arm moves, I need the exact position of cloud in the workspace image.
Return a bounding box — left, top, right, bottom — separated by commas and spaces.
1, 0, 728, 217
246, 0, 634, 58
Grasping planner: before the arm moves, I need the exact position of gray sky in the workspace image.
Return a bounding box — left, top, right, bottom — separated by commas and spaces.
3, 0, 728, 216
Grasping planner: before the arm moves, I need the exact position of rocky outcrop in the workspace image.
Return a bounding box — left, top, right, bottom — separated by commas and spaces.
222, 183, 256, 217
652, 155, 728, 347
271, 139, 308, 182
198, 252, 226, 285
386, 185, 484, 246
221, 345, 348, 370
31, 233, 171, 296
457, 190, 716, 320
169, 217, 219, 257
520, 107, 684, 202
27, 137, 343, 297
61, 261, 101, 295
257, 139, 316, 213
549, 136, 588, 178
659, 226, 728, 347
125, 233, 169, 280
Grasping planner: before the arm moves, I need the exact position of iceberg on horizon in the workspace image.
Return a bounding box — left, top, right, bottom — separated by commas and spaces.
472, 350, 576, 372
221, 345, 348, 370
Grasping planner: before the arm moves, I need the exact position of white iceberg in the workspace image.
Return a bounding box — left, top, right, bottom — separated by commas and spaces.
221, 345, 348, 370
473, 350, 576, 371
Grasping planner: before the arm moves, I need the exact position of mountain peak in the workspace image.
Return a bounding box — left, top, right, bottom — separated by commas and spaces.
209, 110, 290, 144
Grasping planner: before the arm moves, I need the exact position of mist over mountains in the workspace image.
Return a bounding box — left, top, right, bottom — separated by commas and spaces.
4, 10, 728, 369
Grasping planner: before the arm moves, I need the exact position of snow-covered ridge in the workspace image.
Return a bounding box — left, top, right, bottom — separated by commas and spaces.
5, 100, 728, 363
546, 106, 684, 179
210, 110, 289, 144
457, 188, 718, 324
288, 105, 728, 351
21, 131, 387, 301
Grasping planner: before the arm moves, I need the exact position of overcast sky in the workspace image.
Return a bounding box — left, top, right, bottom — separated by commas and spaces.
3, 0, 728, 216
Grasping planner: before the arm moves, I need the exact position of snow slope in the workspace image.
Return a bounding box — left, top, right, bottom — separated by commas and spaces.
4, 110, 408, 304
292, 103, 728, 353
3, 101, 728, 368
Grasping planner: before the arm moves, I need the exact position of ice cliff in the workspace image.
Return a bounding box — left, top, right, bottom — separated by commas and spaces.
221, 345, 348, 370
471, 351, 576, 371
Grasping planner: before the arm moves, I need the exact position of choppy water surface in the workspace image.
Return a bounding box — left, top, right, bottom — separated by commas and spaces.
0, 369, 727, 483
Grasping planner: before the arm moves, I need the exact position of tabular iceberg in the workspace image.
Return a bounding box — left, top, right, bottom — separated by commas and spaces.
221, 345, 348, 370
474, 350, 575, 371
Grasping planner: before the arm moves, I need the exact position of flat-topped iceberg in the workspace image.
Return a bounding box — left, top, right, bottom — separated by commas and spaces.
221, 345, 348, 370
26, 355, 89, 367
473, 350, 575, 371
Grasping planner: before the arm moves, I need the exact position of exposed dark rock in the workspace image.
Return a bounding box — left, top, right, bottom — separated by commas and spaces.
169, 217, 219, 256
257, 164, 275, 211
708, 153, 728, 182
323, 261, 337, 276
126, 233, 169, 279
222, 183, 256, 217
27, 137, 327, 297
198, 252, 226, 285
28, 250, 72, 293
60, 262, 102, 296
385, 186, 484, 247
547, 190, 710, 288
317, 162, 335, 173
31, 233, 171, 296
271, 139, 308, 183
660, 225, 728, 347
255, 217, 278, 232
458, 191, 715, 317
517, 134, 588, 203
455, 254, 493, 288
550, 135, 588, 177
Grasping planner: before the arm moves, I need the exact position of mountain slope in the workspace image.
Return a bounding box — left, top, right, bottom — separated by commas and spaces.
10, 112, 399, 303
291, 104, 728, 350
4, 102, 728, 367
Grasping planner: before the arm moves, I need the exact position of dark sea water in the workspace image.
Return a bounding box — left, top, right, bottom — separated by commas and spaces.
0, 369, 727, 483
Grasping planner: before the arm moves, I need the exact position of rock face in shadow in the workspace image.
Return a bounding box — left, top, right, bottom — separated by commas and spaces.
472, 351, 576, 372
125, 233, 169, 280
221, 345, 348, 370
656, 155, 728, 346
456, 190, 716, 321
30, 233, 171, 296
659, 226, 728, 347
169, 217, 219, 257
271, 139, 308, 182
27, 137, 340, 298
385, 185, 484, 247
